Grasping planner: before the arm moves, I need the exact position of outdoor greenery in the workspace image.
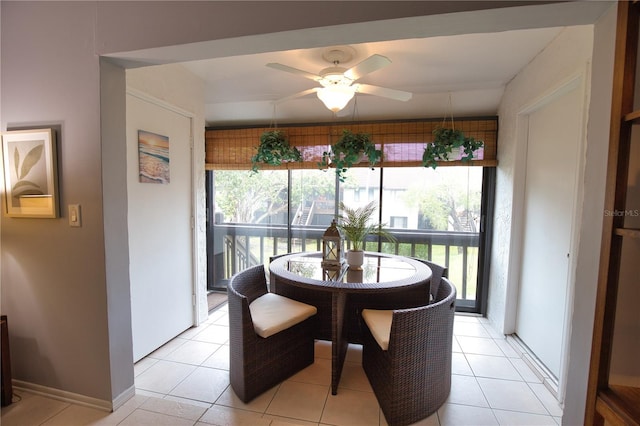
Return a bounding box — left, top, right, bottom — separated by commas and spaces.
337, 201, 397, 251
212, 167, 481, 301
319, 130, 382, 182
422, 127, 484, 169
215, 170, 334, 223
251, 130, 302, 172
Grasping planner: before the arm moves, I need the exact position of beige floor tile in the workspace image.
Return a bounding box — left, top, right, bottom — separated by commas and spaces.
438, 403, 498, 425
476, 378, 548, 415
448, 374, 489, 407
147, 337, 188, 359
493, 409, 557, 425
314, 340, 332, 359
118, 408, 195, 425
134, 357, 159, 377
199, 405, 270, 425
215, 384, 279, 413
289, 357, 332, 386
92, 394, 150, 426
465, 354, 523, 381
493, 338, 520, 358
345, 343, 363, 363
41, 403, 109, 426
140, 395, 208, 420
179, 324, 209, 340
453, 321, 491, 338
509, 358, 543, 383
452, 336, 462, 353
457, 336, 505, 357
201, 344, 230, 370
135, 359, 196, 394
164, 394, 213, 409
192, 324, 229, 345
454, 314, 481, 323
321, 388, 380, 426
266, 381, 329, 422
528, 383, 563, 416
164, 340, 222, 365
265, 415, 320, 425
451, 353, 474, 376
169, 366, 230, 403
337, 361, 373, 392
0, 392, 70, 426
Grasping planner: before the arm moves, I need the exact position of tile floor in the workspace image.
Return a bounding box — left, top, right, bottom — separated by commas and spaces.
1, 303, 563, 425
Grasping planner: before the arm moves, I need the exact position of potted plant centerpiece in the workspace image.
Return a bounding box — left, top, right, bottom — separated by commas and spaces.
421, 127, 484, 169
319, 130, 382, 182
251, 129, 302, 173
336, 201, 397, 269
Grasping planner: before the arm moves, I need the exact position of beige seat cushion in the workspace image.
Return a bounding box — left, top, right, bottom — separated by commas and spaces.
362, 309, 393, 351
249, 293, 317, 338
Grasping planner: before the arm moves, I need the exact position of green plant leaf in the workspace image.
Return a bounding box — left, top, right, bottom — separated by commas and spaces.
19, 144, 44, 180
336, 201, 397, 250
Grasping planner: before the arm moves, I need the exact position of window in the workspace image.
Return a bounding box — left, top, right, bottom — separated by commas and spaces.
206, 165, 493, 313
390, 216, 408, 228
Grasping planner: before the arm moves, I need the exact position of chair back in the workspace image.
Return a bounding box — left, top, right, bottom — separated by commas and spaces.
388, 277, 456, 354
228, 264, 268, 305
411, 258, 448, 301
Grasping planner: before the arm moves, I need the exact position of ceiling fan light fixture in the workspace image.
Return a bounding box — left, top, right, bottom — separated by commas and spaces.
317, 86, 355, 112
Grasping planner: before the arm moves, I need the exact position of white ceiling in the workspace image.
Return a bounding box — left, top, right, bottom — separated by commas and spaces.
107, 1, 610, 127
182, 27, 563, 126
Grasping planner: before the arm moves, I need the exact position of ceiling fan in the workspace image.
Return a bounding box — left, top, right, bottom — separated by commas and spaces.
266, 46, 412, 113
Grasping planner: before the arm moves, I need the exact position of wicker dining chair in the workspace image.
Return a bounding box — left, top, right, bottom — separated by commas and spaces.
411, 258, 448, 301
228, 264, 317, 402
361, 277, 457, 426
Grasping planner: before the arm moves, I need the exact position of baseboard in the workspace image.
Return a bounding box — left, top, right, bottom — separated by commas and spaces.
12, 380, 118, 412
112, 385, 136, 411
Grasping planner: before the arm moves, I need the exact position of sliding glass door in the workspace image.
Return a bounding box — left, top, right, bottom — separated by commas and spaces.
206, 166, 493, 313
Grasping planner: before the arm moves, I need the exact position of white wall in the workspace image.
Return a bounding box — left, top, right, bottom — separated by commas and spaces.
490, 25, 595, 333
488, 6, 616, 424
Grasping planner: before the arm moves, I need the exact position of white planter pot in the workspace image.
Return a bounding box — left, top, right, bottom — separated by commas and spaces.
347, 250, 364, 270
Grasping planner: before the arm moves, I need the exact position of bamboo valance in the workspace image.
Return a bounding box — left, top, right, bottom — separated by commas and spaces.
205, 117, 497, 171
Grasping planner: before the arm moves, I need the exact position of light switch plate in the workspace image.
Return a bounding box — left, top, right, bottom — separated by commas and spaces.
69, 204, 81, 227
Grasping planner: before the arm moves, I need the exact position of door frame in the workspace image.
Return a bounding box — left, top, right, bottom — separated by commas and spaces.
505, 68, 589, 402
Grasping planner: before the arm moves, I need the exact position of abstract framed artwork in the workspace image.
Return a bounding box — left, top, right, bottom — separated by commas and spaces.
138, 130, 170, 184
1, 128, 59, 218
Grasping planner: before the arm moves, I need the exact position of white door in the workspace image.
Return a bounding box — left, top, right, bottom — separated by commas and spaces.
127, 93, 194, 361
515, 85, 581, 380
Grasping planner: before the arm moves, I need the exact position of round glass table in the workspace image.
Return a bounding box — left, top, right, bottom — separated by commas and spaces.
269, 251, 432, 394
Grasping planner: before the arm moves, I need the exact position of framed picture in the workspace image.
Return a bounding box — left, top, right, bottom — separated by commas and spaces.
138, 130, 170, 184
1, 128, 59, 218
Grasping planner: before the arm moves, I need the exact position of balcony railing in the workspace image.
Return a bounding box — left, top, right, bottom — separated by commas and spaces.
210, 223, 480, 301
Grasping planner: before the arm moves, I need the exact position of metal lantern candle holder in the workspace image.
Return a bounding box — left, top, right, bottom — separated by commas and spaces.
322, 219, 344, 273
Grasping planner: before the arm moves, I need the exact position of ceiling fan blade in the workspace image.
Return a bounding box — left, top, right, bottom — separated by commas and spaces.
343, 54, 391, 81
266, 63, 322, 82
273, 87, 320, 104
355, 84, 412, 101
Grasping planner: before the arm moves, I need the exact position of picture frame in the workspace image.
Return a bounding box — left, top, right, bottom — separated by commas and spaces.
138, 130, 170, 184
1, 128, 59, 218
